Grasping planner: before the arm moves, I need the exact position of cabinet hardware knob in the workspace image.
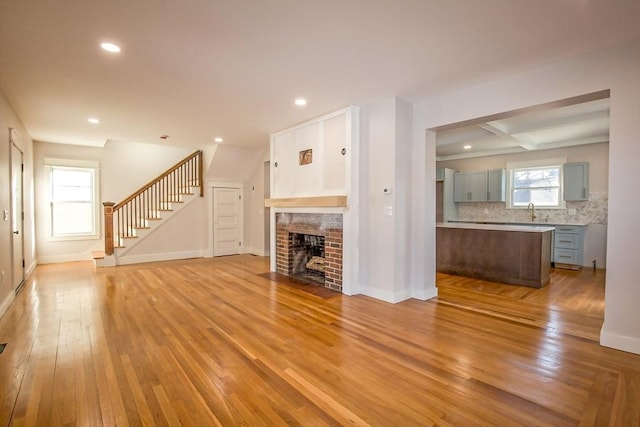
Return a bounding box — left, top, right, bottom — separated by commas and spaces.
341, 148, 346, 155
274, 162, 278, 168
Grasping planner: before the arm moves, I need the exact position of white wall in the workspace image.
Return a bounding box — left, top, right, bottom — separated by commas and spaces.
244, 153, 270, 256
415, 40, 640, 354
358, 97, 431, 302
359, 98, 397, 300
33, 139, 195, 263
0, 90, 36, 317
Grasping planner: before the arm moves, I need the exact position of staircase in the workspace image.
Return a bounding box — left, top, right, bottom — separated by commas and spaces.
94, 150, 203, 267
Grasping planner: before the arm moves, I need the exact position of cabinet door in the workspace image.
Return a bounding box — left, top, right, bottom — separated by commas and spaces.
469, 171, 488, 202
294, 123, 321, 194
272, 132, 296, 197
563, 162, 589, 201
323, 113, 347, 193
487, 169, 506, 202
453, 172, 469, 202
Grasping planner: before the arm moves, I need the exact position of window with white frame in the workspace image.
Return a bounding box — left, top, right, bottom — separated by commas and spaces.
507, 158, 566, 209
46, 159, 100, 240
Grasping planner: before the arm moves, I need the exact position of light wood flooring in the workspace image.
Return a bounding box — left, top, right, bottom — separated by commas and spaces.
0, 255, 638, 426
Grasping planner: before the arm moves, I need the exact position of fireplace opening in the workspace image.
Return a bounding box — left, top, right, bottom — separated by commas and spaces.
290, 233, 325, 285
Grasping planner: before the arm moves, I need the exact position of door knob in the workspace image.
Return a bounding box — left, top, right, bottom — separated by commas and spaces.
13, 231, 19, 235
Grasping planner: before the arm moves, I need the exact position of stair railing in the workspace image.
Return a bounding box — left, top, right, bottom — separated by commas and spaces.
103, 150, 203, 255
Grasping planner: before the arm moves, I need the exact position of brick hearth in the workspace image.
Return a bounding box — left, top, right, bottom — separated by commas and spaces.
275, 213, 343, 292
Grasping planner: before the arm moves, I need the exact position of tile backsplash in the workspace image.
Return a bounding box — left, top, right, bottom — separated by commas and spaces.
456, 191, 608, 225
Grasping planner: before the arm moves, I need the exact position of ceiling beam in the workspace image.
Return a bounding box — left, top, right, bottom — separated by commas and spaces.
477, 123, 538, 151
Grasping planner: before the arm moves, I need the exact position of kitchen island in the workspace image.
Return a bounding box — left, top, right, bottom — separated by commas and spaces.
436, 222, 554, 288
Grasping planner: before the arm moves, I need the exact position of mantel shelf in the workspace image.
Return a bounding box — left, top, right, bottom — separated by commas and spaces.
265, 196, 347, 208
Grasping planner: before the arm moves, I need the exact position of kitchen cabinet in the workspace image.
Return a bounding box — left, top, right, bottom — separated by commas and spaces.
453, 169, 505, 202
563, 162, 589, 201
487, 169, 506, 202
553, 224, 585, 269
436, 168, 458, 222
454, 171, 487, 202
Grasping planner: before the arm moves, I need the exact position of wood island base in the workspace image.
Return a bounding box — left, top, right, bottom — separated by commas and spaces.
436, 223, 553, 288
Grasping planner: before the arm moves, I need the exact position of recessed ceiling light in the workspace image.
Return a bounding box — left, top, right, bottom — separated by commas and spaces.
214, 137, 223, 143
88, 117, 100, 124
100, 42, 121, 53
294, 98, 307, 106
463, 145, 472, 150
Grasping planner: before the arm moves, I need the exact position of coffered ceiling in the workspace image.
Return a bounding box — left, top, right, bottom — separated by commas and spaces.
436, 95, 610, 160
0, 1, 638, 149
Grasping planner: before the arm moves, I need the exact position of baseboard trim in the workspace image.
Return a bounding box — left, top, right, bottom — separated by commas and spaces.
362, 287, 412, 304
26, 261, 37, 277
411, 287, 438, 301
38, 253, 92, 264
117, 250, 204, 266
600, 328, 640, 355
244, 247, 270, 257
0, 292, 16, 320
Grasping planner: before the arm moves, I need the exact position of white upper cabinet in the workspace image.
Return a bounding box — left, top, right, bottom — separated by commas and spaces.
271, 107, 357, 198
322, 113, 347, 193
294, 122, 322, 194
272, 132, 296, 197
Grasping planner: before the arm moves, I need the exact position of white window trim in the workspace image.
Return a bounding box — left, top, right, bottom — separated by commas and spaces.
44, 158, 101, 241
506, 157, 567, 210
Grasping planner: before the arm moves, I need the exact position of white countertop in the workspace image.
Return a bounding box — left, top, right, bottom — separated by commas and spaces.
449, 219, 588, 227
437, 222, 555, 233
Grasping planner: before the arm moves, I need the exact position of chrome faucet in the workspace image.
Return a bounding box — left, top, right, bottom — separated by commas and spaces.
527, 202, 536, 222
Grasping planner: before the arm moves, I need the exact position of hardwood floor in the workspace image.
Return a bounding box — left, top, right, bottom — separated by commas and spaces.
0, 255, 638, 426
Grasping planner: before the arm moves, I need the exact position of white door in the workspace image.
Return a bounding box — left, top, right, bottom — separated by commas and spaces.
213, 188, 241, 256
11, 143, 25, 292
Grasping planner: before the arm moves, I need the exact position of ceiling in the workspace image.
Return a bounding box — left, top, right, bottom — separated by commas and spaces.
0, 1, 638, 150
436, 94, 611, 160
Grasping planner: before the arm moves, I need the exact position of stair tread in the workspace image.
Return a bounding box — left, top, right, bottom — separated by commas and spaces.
91, 250, 105, 259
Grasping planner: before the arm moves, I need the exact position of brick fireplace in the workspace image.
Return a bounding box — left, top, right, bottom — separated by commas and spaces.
275, 213, 343, 292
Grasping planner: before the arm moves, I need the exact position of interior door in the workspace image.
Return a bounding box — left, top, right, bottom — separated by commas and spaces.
213, 187, 241, 256
11, 143, 25, 292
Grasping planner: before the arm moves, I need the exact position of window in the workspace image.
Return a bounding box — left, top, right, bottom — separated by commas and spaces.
46, 159, 100, 240
507, 158, 565, 209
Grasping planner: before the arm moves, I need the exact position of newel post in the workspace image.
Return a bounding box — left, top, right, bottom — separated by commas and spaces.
103, 202, 115, 255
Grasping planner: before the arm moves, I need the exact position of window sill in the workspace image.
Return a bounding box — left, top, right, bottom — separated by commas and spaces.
47, 234, 101, 242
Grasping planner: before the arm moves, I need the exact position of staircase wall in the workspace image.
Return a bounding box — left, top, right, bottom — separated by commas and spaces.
33, 139, 194, 263
116, 196, 207, 265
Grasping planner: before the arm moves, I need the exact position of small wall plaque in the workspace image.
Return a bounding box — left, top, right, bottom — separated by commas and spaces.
299, 149, 313, 165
